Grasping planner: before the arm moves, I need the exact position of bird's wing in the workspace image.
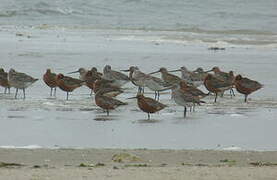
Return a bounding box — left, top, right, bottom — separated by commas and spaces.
240, 78, 262, 89
111, 71, 130, 81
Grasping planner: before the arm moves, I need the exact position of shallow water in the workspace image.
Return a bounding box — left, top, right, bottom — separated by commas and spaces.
0, 27, 277, 150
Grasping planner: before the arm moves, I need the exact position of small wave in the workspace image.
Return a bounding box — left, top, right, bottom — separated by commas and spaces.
0, 145, 42, 149
0, 10, 17, 17
222, 146, 243, 151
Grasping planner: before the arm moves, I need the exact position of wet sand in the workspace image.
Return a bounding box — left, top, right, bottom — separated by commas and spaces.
0, 148, 277, 180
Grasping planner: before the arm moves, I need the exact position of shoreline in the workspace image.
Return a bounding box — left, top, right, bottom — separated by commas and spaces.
1, 148, 277, 179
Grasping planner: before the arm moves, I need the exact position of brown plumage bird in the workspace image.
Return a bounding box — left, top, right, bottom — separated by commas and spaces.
95, 88, 127, 115
204, 74, 233, 103
93, 78, 123, 97
84, 69, 102, 96
128, 94, 167, 120
0, 68, 10, 94
56, 73, 84, 100
234, 75, 263, 102
179, 80, 208, 99
43, 69, 58, 96
207, 67, 235, 97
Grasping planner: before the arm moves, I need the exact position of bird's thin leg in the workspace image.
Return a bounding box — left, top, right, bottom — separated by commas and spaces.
190, 106, 192, 112
4, 88, 7, 94
107, 109, 109, 116
90, 89, 93, 96
244, 95, 248, 103
15, 88, 18, 99
8, 88, 10, 94
50, 88, 53, 96
184, 106, 187, 118
231, 88, 235, 96
214, 93, 218, 103
154, 91, 157, 100
157, 91, 160, 101
193, 104, 195, 112
23, 88, 26, 99
66, 92, 69, 100
142, 87, 145, 93
54, 87, 57, 96
148, 113, 150, 120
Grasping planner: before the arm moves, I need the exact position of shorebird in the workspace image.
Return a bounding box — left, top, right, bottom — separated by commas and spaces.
121, 66, 146, 93
169, 66, 205, 87
171, 83, 205, 118
55, 73, 84, 100
102, 65, 130, 87
144, 75, 172, 100
179, 80, 207, 99
128, 93, 167, 120
149, 67, 181, 86
68, 68, 88, 81
0, 68, 10, 94
204, 74, 233, 103
234, 75, 263, 102
43, 69, 57, 96
93, 78, 123, 97
95, 88, 127, 116
8, 69, 38, 99
83, 69, 102, 96
206, 67, 235, 97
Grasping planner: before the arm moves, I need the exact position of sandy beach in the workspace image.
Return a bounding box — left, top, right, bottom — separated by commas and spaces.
0, 148, 277, 180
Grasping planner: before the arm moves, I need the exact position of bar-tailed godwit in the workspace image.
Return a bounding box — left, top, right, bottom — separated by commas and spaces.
43, 69, 57, 96
95, 88, 127, 115
55, 73, 84, 100
128, 93, 167, 120
102, 65, 130, 87
234, 75, 263, 102
8, 68, 38, 99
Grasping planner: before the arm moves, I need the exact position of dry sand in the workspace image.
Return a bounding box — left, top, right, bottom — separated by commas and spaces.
0, 148, 277, 180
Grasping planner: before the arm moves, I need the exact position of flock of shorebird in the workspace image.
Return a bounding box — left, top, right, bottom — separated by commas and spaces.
0, 66, 263, 119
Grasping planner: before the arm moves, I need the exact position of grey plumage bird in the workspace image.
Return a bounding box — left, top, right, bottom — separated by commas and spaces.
8, 68, 38, 99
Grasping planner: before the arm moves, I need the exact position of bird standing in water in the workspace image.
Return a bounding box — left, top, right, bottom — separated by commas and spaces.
121, 66, 146, 93
171, 83, 205, 118
204, 74, 233, 103
8, 68, 38, 99
206, 67, 235, 97
55, 73, 84, 100
95, 88, 127, 116
43, 69, 58, 96
234, 75, 263, 102
128, 93, 167, 120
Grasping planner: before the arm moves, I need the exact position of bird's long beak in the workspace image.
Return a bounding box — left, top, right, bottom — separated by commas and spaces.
204, 69, 213, 73
148, 70, 160, 75
68, 70, 79, 74
120, 69, 130, 72
127, 96, 137, 99
168, 69, 181, 72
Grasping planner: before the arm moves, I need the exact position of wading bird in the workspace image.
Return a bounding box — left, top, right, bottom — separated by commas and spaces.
8, 69, 38, 99
43, 69, 57, 96
234, 75, 263, 102
128, 93, 167, 120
